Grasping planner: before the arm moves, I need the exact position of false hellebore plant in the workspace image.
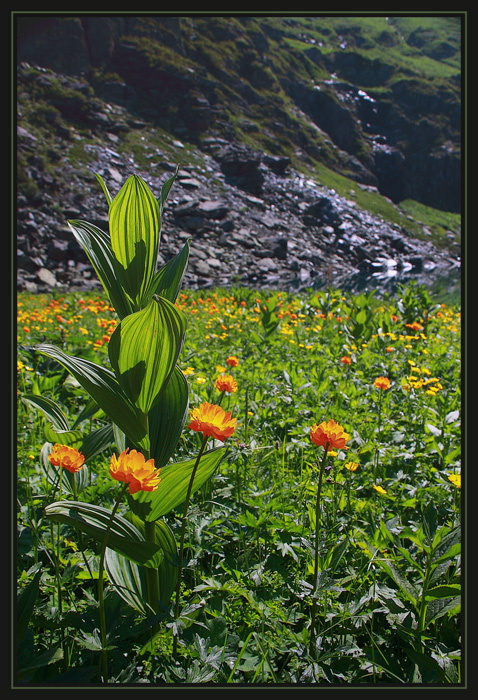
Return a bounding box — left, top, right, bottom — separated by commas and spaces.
23, 171, 230, 681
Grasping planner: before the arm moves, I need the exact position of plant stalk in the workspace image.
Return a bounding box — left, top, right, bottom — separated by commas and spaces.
309, 444, 329, 656
172, 434, 209, 659
97, 482, 128, 683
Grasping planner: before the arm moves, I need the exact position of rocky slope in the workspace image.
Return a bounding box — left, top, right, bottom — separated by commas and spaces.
15, 15, 462, 295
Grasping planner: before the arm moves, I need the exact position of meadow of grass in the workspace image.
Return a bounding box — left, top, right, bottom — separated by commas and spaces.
16, 281, 462, 686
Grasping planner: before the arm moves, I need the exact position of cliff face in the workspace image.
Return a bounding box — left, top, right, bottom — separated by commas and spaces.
16, 15, 461, 212
15, 14, 462, 295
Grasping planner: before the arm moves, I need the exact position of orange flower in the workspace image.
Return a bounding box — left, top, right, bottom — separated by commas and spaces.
48, 444, 85, 473
374, 376, 391, 390
109, 449, 161, 494
226, 355, 239, 367
310, 419, 351, 450
215, 374, 238, 393
340, 355, 352, 365
188, 402, 237, 442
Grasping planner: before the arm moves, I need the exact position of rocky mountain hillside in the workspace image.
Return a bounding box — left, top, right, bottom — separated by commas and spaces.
15, 14, 462, 295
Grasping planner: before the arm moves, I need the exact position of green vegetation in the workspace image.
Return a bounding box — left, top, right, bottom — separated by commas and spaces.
17, 279, 461, 684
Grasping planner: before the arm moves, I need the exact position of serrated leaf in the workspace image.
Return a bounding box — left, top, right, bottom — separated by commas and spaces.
425, 584, 461, 601
425, 596, 461, 625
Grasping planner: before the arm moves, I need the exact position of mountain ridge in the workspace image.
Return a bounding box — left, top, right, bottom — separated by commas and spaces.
15, 14, 462, 295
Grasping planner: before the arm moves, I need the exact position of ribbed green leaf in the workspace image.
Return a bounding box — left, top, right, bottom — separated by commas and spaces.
104, 548, 150, 616
109, 175, 160, 306
129, 447, 227, 521
45, 500, 161, 566
67, 219, 134, 320
22, 394, 70, 431
43, 424, 83, 449
80, 423, 115, 462
36, 344, 149, 452
108, 296, 187, 415
152, 239, 190, 304
148, 365, 189, 470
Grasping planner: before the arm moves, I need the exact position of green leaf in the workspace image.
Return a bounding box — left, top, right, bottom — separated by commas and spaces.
17, 568, 42, 642
80, 424, 115, 462
68, 219, 134, 320
425, 596, 461, 626
159, 164, 179, 214
43, 424, 83, 449
431, 524, 461, 566
148, 365, 189, 470
152, 240, 190, 304
129, 447, 227, 521
104, 518, 178, 614
95, 172, 113, 206
104, 548, 150, 616
21, 394, 70, 431
109, 174, 160, 306
108, 296, 187, 415
45, 500, 161, 567
36, 343, 149, 452
425, 584, 461, 601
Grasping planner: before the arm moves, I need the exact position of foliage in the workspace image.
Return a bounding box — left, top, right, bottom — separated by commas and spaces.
17, 252, 461, 685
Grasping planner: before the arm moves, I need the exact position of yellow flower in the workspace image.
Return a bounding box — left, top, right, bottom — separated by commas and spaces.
344, 461, 359, 472
110, 449, 161, 494
48, 444, 86, 473
183, 366, 195, 376
373, 484, 387, 495
448, 473, 461, 488
226, 355, 240, 367
188, 402, 237, 442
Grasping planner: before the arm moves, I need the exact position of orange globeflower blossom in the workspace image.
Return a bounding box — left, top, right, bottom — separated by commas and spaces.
340, 355, 352, 365
374, 376, 391, 391
188, 402, 237, 442
226, 355, 239, 367
310, 419, 351, 450
109, 449, 161, 495
215, 374, 238, 393
48, 444, 86, 473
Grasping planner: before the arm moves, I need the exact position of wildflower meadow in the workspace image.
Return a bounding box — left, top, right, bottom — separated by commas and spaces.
15, 172, 462, 686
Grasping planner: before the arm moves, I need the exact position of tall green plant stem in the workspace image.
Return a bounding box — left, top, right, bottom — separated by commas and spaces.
309, 444, 329, 656
374, 389, 384, 481
97, 482, 128, 684
144, 519, 160, 634
173, 433, 209, 659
